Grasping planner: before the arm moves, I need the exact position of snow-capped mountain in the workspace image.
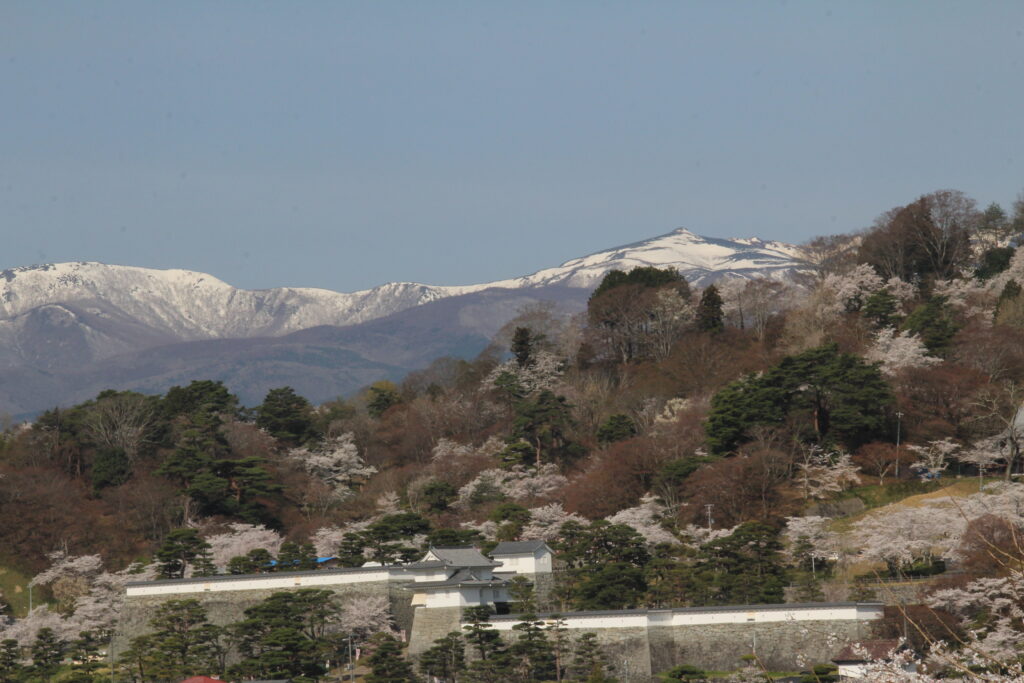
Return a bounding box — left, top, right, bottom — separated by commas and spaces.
0, 228, 807, 344
487, 228, 808, 289
0, 228, 810, 416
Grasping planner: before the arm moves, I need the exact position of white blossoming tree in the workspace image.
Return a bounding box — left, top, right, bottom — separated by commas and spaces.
605, 494, 679, 546
520, 503, 588, 542
289, 433, 377, 500
865, 328, 942, 376
204, 523, 285, 570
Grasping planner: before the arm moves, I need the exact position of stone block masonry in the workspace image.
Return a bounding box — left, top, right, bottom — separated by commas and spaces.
116, 570, 414, 660
484, 603, 883, 682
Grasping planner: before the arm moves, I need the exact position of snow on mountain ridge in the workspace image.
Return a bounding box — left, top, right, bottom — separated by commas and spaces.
0, 229, 809, 346
0, 262, 465, 341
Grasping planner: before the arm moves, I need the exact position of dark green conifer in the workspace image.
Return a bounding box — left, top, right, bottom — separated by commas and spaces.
695, 284, 724, 332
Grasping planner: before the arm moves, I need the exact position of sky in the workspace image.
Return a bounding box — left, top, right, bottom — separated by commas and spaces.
2, 2, 1023, 292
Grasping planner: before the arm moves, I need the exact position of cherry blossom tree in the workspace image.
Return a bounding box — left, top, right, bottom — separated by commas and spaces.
483, 350, 565, 397
866, 328, 942, 376
289, 433, 376, 500
783, 516, 840, 565
205, 523, 285, 570
795, 448, 861, 499
454, 465, 567, 509
907, 438, 960, 479
338, 594, 394, 644
521, 503, 588, 542
960, 438, 1005, 486
606, 494, 679, 546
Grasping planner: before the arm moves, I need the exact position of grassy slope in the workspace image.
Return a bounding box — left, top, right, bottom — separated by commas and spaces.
830, 477, 994, 581
0, 561, 33, 617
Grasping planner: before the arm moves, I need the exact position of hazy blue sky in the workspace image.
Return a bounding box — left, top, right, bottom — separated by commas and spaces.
2, 2, 1023, 291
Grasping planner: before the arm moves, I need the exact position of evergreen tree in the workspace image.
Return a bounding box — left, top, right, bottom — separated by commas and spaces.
590, 266, 686, 300
29, 627, 65, 681
573, 562, 647, 610
510, 615, 556, 681
365, 633, 416, 683
67, 630, 104, 683
337, 532, 369, 567
91, 446, 132, 491
511, 326, 540, 368
862, 287, 899, 328
276, 541, 318, 571
976, 246, 1015, 280
705, 343, 892, 454
462, 606, 503, 662
512, 390, 584, 467
366, 382, 402, 419
690, 522, 787, 605
0, 639, 22, 683
156, 528, 215, 579
902, 297, 958, 355
162, 379, 239, 420
156, 426, 216, 489
256, 386, 315, 445
230, 590, 337, 681
418, 631, 464, 682
695, 284, 724, 332
143, 599, 224, 680
995, 279, 1024, 326
596, 414, 637, 444
227, 548, 272, 575
508, 575, 536, 613
419, 480, 458, 513
571, 632, 614, 682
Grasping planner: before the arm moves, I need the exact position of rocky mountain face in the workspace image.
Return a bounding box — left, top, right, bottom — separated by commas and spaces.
0, 229, 810, 416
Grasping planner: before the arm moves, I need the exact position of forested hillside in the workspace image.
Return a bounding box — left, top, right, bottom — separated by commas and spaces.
4, 188, 1024, 680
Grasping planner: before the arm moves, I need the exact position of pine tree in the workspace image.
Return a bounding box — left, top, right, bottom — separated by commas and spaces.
695, 284, 724, 332
462, 606, 503, 662
365, 633, 416, 683
862, 287, 899, 328
903, 297, 958, 355
366, 382, 402, 420
511, 326, 538, 368
596, 414, 637, 444
30, 627, 65, 680
276, 541, 318, 571
67, 630, 104, 683
256, 386, 316, 444
571, 632, 614, 682
0, 639, 23, 683
156, 528, 215, 579
510, 615, 556, 681
418, 631, 464, 682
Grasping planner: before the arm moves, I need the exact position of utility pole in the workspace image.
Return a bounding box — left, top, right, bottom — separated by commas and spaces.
895, 411, 904, 478
347, 635, 355, 682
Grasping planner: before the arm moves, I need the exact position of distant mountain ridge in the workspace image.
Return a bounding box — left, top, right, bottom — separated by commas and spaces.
0, 228, 810, 416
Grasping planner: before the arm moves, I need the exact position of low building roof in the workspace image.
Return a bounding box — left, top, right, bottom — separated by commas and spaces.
491, 540, 551, 556
426, 546, 499, 567
406, 568, 510, 590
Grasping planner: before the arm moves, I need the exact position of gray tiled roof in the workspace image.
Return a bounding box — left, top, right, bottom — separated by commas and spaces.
408, 568, 510, 590
428, 546, 499, 567
490, 540, 550, 556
